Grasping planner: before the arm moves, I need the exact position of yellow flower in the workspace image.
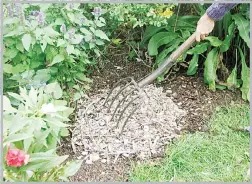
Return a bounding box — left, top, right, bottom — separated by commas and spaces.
158, 8, 174, 18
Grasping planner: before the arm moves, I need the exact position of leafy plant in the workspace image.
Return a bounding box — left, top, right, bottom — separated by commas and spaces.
143, 4, 250, 101
3, 83, 82, 182
83, 3, 176, 29
3, 3, 110, 100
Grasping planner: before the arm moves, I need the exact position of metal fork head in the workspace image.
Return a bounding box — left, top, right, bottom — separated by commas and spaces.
103, 77, 145, 135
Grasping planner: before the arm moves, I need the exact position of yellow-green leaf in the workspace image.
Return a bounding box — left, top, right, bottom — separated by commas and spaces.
49, 54, 65, 66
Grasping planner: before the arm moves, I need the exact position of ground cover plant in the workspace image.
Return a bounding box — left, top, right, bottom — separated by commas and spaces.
2, 2, 250, 182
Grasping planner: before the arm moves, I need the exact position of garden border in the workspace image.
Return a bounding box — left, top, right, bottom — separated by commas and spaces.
0, 0, 251, 183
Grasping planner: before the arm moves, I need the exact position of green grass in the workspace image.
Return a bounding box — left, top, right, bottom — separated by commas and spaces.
129, 104, 250, 182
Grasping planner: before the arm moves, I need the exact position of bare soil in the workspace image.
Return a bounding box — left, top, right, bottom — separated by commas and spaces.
59, 45, 244, 182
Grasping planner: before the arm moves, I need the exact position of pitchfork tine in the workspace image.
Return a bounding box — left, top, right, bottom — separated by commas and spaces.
103, 77, 133, 107
103, 77, 132, 105
106, 80, 135, 113
110, 88, 137, 121
116, 96, 140, 128
119, 104, 140, 135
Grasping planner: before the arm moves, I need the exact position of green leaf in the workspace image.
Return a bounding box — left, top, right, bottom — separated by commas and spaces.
44, 117, 69, 127
220, 22, 235, 53
9, 116, 30, 135
44, 26, 60, 37
44, 35, 54, 45
95, 39, 105, 45
226, 63, 239, 89
73, 92, 82, 101
45, 82, 63, 99
141, 25, 166, 44
3, 133, 33, 146
4, 48, 18, 59
60, 128, 69, 137
238, 47, 250, 101
71, 34, 84, 44
19, 162, 47, 172
216, 84, 227, 90
148, 32, 178, 56
57, 39, 66, 47
29, 87, 38, 105
34, 129, 51, 148
187, 54, 199, 76
7, 92, 24, 103
223, 12, 232, 36
84, 35, 92, 42
3, 64, 13, 74
22, 34, 32, 51
40, 155, 69, 171
232, 14, 250, 48
63, 160, 83, 177
181, 30, 191, 39
41, 40, 47, 52
16, 41, 24, 52
66, 45, 75, 55
24, 138, 33, 152
67, 12, 75, 22
54, 18, 65, 25
3, 96, 17, 113
247, 88, 250, 102
94, 30, 110, 41
75, 73, 93, 83
204, 36, 223, 47
89, 42, 95, 49
49, 54, 65, 66
204, 48, 219, 91
187, 42, 209, 55
94, 49, 100, 57
33, 69, 51, 83
12, 64, 26, 74
155, 38, 183, 66
80, 28, 92, 35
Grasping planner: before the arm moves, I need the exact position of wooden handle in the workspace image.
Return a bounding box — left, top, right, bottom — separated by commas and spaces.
170, 32, 197, 61
138, 32, 197, 88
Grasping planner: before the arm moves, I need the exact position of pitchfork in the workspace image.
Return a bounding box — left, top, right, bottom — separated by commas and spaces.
103, 32, 197, 134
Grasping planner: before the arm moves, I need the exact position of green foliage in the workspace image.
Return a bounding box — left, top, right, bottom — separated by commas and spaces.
3, 84, 82, 182
3, 3, 110, 100
187, 54, 199, 76
232, 14, 250, 48
203, 48, 219, 91
144, 4, 250, 101
239, 47, 250, 101
148, 32, 178, 56
85, 3, 177, 29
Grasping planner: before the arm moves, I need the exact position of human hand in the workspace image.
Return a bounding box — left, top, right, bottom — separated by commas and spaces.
196, 13, 215, 42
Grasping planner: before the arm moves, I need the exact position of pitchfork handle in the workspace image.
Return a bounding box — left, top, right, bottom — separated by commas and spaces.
138, 32, 197, 88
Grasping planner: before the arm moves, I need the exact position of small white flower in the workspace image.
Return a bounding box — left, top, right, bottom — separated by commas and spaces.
40, 103, 57, 114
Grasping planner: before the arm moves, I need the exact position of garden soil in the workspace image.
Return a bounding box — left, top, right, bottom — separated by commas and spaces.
59, 45, 244, 182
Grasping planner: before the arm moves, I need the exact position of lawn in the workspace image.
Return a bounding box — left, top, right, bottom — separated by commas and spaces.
129, 104, 250, 182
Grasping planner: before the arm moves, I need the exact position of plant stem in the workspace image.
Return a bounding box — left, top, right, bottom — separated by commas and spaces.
174, 4, 181, 32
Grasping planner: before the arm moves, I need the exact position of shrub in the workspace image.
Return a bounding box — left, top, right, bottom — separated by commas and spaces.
3, 3, 110, 100
3, 82, 82, 182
